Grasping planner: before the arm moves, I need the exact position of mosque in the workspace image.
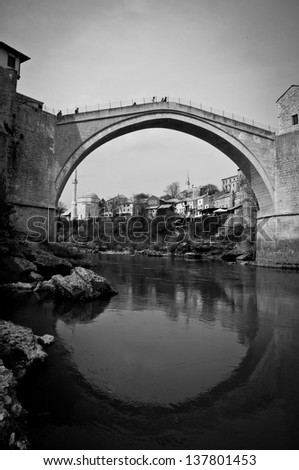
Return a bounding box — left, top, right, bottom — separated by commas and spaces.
70, 170, 100, 219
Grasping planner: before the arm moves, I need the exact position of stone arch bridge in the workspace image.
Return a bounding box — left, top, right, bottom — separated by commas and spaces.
1, 75, 298, 267
54, 100, 275, 218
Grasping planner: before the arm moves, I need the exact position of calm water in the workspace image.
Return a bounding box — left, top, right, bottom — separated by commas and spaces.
2, 255, 299, 449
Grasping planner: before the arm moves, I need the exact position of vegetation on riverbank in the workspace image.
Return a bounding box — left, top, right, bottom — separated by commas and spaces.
55, 211, 256, 261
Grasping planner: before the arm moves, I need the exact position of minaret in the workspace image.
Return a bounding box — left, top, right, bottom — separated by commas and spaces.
186, 171, 191, 193
71, 169, 78, 219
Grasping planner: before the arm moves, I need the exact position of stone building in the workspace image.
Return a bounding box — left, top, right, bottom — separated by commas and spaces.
214, 192, 233, 209
145, 195, 161, 218
276, 85, 299, 133
0, 41, 30, 80
77, 192, 99, 219
221, 174, 239, 192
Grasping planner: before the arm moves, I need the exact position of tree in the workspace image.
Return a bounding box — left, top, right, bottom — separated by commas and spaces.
200, 184, 219, 195
133, 193, 149, 216
164, 182, 180, 198
56, 200, 68, 216
98, 198, 106, 216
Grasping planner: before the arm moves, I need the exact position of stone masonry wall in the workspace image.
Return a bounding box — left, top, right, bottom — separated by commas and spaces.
275, 129, 299, 214
0, 65, 57, 234
277, 86, 299, 133
0, 67, 18, 202
6, 96, 57, 218
256, 126, 299, 267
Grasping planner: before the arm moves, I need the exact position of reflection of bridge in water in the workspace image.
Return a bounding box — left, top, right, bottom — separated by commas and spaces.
11, 257, 299, 449
69, 257, 299, 422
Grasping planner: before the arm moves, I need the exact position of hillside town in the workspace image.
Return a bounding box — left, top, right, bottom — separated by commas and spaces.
63, 169, 255, 222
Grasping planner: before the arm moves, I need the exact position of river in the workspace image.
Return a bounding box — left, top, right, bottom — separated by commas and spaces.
2, 255, 299, 449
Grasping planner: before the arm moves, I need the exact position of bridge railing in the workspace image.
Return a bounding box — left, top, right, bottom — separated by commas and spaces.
43, 96, 277, 132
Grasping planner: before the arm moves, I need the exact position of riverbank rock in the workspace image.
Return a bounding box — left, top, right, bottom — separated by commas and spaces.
0, 359, 29, 449
0, 321, 53, 449
0, 282, 34, 293
27, 271, 44, 283
236, 248, 256, 262
0, 256, 37, 283
37, 334, 55, 346
0, 239, 96, 280
221, 251, 244, 262
26, 248, 73, 279
34, 267, 117, 301
184, 252, 202, 259
0, 321, 47, 379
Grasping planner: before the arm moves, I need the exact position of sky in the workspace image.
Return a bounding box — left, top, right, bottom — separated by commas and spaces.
1, 0, 299, 206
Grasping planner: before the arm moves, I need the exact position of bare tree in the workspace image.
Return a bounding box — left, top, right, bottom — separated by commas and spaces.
164, 181, 180, 198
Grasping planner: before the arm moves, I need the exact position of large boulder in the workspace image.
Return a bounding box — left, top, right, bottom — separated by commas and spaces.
34, 267, 117, 301
0, 321, 47, 379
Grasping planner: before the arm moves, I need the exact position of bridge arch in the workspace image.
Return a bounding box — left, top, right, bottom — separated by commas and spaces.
55, 110, 275, 215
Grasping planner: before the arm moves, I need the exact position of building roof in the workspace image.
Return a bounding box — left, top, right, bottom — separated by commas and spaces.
213, 208, 228, 213
276, 85, 299, 103
201, 208, 214, 213
79, 191, 99, 199
215, 192, 230, 200
227, 204, 242, 212
0, 41, 30, 63
159, 204, 173, 209
166, 198, 179, 203
121, 199, 133, 204
107, 194, 127, 203
221, 175, 238, 181
194, 193, 209, 200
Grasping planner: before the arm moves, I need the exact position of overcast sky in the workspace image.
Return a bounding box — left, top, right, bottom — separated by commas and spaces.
1, 0, 299, 206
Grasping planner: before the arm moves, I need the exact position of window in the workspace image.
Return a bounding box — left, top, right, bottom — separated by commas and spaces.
292, 114, 298, 125
7, 55, 16, 68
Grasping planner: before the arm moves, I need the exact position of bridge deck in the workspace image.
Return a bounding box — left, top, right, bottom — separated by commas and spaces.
50, 97, 276, 135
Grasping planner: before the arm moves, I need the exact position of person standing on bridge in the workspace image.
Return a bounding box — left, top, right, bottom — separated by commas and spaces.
75, 107, 79, 114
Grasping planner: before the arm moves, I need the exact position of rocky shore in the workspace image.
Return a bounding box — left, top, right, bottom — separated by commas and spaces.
34, 266, 117, 300
93, 241, 255, 264
0, 238, 117, 449
0, 235, 252, 449
0, 239, 92, 287
0, 321, 54, 449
